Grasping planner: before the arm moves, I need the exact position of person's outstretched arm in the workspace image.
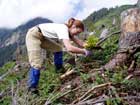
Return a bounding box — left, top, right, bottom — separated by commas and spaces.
63, 39, 85, 54
70, 36, 86, 48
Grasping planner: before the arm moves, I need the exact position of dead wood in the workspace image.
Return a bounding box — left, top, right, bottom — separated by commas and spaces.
45, 84, 85, 105
124, 74, 133, 80
76, 96, 140, 105
60, 69, 77, 80
72, 82, 111, 104
0, 68, 14, 81
99, 8, 140, 72
96, 30, 121, 46
128, 60, 135, 73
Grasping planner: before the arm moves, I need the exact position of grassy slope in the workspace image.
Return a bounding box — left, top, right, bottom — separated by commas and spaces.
1, 4, 140, 105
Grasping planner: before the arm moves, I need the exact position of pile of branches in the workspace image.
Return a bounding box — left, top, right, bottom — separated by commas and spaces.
44, 59, 140, 105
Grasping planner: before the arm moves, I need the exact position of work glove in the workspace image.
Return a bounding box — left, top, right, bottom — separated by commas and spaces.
84, 49, 92, 57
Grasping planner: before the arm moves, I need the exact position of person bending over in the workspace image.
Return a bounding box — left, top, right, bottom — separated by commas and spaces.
25, 18, 92, 93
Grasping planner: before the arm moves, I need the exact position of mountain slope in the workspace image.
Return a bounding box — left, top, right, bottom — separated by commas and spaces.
1, 4, 140, 105
83, 5, 135, 32
0, 17, 52, 66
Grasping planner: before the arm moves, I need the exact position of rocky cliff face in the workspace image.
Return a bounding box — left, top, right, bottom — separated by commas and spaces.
2, 33, 20, 47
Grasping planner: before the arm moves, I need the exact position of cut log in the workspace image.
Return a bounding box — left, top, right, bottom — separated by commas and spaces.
100, 8, 140, 71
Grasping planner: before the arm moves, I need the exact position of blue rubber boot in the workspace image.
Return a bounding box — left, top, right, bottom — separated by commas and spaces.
28, 67, 40, 94
54, 51, 63, 72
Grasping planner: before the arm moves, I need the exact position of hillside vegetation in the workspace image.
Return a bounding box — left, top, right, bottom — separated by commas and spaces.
1, 4, 140, 105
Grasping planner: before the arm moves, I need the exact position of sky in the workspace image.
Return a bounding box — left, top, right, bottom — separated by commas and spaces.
0, 0, 137, 28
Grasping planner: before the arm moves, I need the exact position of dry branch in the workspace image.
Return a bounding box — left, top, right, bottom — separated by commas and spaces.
128, 60, 135, 72
72, 82, 111, 104
76, 96, 140, 105
0, 69, 13, 81
45, 84, 85, 105
59, 84, 84, 98
0, 68, 28, 99
82, 61, 102, 66
96, 30, 121, 46
77, 96, 105, 105
60, 69, 76, 80
124, 74, 133, 80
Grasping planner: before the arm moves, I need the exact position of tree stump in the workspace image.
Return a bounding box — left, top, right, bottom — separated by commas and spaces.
101, 8, 140, 71
137, 0, 140, 8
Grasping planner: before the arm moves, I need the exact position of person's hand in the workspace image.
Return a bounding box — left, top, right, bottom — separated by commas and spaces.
84, 49, 92, 56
